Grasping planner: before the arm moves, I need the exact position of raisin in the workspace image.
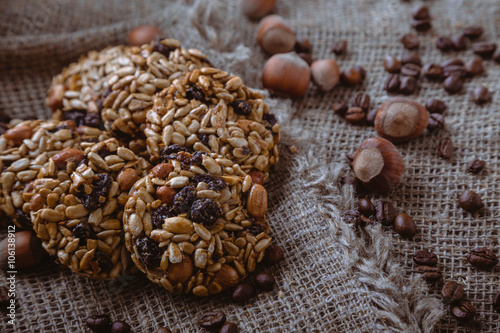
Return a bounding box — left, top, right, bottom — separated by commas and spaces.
78, 173, 112, 211
241, 147, 250, 156
232, 100, 252, 115
159, 145, 188, 163
185, 85, 207, 102
151, 206, 175, 229
247, 221, 267, 236
191, 175, 227, 191
63, 110, 86, 127
84, 112, 101, 128
97, 147, 111, 159
189, 151, 203, 166
192, 174, 215, 185
73, 222, 96, 245
198, 133, 209, 146
172, 185, 196, 214
190, 199, 222, 226
263, 113, 278, 130
152, 39, 175, 57
136, 236, 163, 269
93, 250, 113, 272
14, 208, 31, 229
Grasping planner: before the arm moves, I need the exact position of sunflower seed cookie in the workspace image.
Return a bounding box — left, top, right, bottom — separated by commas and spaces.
48, 38, 212, 155
123, 148, 272, 296
144, 68, 280, 182
0, 119, 109, 229
30, 138, 150, 279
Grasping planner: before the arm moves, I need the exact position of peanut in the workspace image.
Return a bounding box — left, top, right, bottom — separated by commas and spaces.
247, 184, 267, 218
47, 84, 66, 111
151, 163, 174, 179
155, 186, 176, 205
51, 148, 85, 169
4, 125, 32, 145
166, 255, 193, 284
30, 193, 45, 212
117, 168, 139, 191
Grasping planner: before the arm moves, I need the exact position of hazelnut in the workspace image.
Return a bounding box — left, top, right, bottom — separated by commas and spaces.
242, 0, 276, 20
214, 264, 240, 289
0, 231, 46, 270
128, 25, 163, 46
310, 59, 340, 92
375, 97, 429, 143
166, 255, 193, 284
151, 163, 174, 179
51, 148, 85, 169
248, 170, 265, 185
352, 137, 405, 193
262, 52, 311, 98
257, 15, 296, 55
117, 168, 139, 191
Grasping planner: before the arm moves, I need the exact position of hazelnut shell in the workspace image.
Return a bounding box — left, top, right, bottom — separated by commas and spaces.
128, 25, 163, 46
0, 231, 46, 270
242, 0, 276, 20
262, 52, 311, 98
310, 59, 340, 92
257, 15, 296, 55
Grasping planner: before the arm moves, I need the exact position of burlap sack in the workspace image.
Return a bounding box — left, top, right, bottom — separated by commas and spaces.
0, 0, 498, 332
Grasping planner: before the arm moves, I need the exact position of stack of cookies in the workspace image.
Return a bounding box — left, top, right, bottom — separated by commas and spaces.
0, 38, 280, 296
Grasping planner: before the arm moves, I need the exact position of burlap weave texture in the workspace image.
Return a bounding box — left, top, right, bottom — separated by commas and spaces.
0, 0, 499, 332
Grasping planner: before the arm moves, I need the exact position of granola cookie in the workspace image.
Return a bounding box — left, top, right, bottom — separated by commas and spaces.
48, 39, 212, 155
0, 119, 108, 229
123, 148, 272, 296
30, 138, 150, 280
144, 68, 280, 182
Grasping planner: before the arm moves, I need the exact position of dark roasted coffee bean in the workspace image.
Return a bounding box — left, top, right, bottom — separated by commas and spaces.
332, 101, 348, 117
436, 36, 453, 52
472, 86, 492, 105
427, 113, 445, 131
465, 57, 484, 76
442, 65, 467, 79
494, 292, 500, 313
384, 74, 401, 93
366, 108, 378, 126
358, 198, 375, 217
400, 76, 418, 95
345, 107, 365, 124
199, 311, 227, 330
494, 48, 500, 63
451, 302, 476, 322
298, 52, 312, 65
376, 201, 397, 226
412, 5, 430, 20
401, 33, 419, 49
232, 283, 256, 303
442, 58, 464, 68
295, 38, 312, 54
425, 99, 447, 114
331, 40, 348, 55
394, 213, 417, 238
443, 75, 463, 94
467, 159, 486, 174
401, 53, 422, 66
340, 68, 363, 86
467, 247, 498, 270
452, 34, 468, 51
423, 63, 443, 81
472, 42, 497, 59
86, 314, 112, 333
412, 19, 431, 32
353, 65, 366, 79
383, 56, 401, 73
219, 322, 238, 333
413, 250, 438, 266
437, 137, 453, 159
417, 265, 441, 282
263, 245, 284, 265
111, 321, 131, 333
255, 272, 276, 291
463, 26, 484, 40
351, 93, 371, 111
400, 63, 421, 78
458, 190, 483, 213
343, 210, 360, 224
442, 281, 465, 304
155, 328, 172, 333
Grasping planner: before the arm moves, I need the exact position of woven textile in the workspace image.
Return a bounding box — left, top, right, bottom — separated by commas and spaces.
0, 0, 499, 332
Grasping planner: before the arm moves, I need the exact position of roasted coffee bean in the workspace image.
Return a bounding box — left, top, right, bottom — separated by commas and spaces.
412, 5, 430, 20
351, 93, 371, 111
473, 86, 492, 105
383, 56, 401, 73
442, 281, 465, 304
85, 314, 112, 333
340, 68, 363, 86
400, 63, 421, 78
255, 273, 276, 291
263, 245, 284, 265
458, 190, 483, 213
295, 38, 312, 54
358, 198, 375, 217
401, 53, 422, 66
232, 283, 256, 303
442, 65, 467, 79
331, 40, 348, 55
463, 26, 484, 40
437, 137, 453, 159
467, 247, 498, 269
332, 101, 348, 117
353, 65, 367, 79
155, 328, 172, 333
494, 48, 500, 63
413, 250, 438, 266
425, 99, 447, 114
345, 107, 365, 124
384, 74, 401, 93
443, 75, 463, 94
401, 33, 419, 49
451, 302, 476, 322
199, 311, 227, 330
467, 159, 486, 174
376, 201, 397, 226
298, 53, 312, 65
412, 20, 431, 32
400, 76, 418, 95
366, 108, 379, 126
472, 42, 497, 59
111, 321, 131, 333
494, 292, 500, 314
417, 265, 441, 282
465, 57, 484, 76
219, 323, 238, 333
442, 58, 464, 68
452, 34, 468, 51
394, 213, 417, 238
436, 36, 453, 52
423, 63, 443, 81
343, 210, 360, 224
427, 113, 445, 131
